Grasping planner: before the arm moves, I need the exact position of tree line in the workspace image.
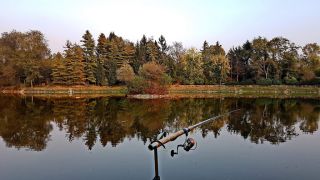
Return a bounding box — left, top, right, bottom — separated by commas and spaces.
0, 29, 319, 87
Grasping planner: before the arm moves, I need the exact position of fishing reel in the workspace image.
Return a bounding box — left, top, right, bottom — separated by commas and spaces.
171, 131, 197, 157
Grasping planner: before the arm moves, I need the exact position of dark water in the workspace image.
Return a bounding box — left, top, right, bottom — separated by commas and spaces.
0, 96, 319, 180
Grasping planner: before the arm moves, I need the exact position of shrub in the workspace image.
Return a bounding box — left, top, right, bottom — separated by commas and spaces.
272, 79, 282, 85
284, 77, 298, 85
315, 68, 320, 77
239, 79, 254, 85
256, 78, 273, 85
127, 61, 171, 95
127, 76, 148, 94
139, 61, 165, 81
299, 77, 320, 85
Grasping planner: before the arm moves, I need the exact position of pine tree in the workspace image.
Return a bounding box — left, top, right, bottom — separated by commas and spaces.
158, 35, 169, 65
202, 40, 209, 53
146, 40, 160, 62
99, 32, 136, 85
159, 35, 168, 54
64, 42, 85, 85
132, 35, 148, 73
63, 41, 74, 85
105, 34, 118, 85
72, 45, 86, 85
96, 33, 108, 85
124, 42, 135, 66
81, 30, 97, 85
51, 52, 68, 85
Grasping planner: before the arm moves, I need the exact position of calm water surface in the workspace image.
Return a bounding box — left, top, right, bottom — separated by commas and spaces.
0, 96, 319, 180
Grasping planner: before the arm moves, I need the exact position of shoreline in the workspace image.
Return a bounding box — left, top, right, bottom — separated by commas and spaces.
1, 85, 320, 98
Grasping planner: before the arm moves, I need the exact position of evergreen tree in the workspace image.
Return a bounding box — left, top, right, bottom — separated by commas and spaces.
64, 42, 85, 85
159, 35, 168, 54
133, 35, 148, 73
104, 33, 118, 85
51, 52, 67, 85
103, 32, 135, 85
202, 41, 209, 53
158, 35, 169, 66
96, 33, 108, 85
72, 45, 86, 85
81, 30, 97, 84
146, 39, 160, 62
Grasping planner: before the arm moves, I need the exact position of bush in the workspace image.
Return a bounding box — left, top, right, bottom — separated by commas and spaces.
315, 68, 320, 77
127, 76, 148, 94
299, 77, 320, 85
139, 61, 165, 81
127, 61, 171, 95
272, 79, 282, 85
239, 79, 254, 85
284, 77, 298, 85
256, 78, 273, 85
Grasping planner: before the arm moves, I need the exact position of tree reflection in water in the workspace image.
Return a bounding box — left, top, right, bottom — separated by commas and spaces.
0, 96, 319, 151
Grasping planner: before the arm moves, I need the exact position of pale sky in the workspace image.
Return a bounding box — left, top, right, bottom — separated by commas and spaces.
1, 0, 319, 52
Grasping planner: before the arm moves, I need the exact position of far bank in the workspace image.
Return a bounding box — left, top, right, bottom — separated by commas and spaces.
1, 85, 320, 98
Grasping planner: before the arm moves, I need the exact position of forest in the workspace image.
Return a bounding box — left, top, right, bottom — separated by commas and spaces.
0, 30, 319, 88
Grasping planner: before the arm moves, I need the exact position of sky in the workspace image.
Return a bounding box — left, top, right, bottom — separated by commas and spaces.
1, 0, 319, 53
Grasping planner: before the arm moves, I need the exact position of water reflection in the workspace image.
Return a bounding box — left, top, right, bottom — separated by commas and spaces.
0, 96, 319, 151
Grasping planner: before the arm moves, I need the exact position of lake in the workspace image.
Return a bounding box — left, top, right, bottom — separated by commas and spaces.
0, 96, 319, 180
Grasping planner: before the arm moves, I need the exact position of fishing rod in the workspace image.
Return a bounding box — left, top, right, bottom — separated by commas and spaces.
148, 109, 240, 150
148, 109, 240, 180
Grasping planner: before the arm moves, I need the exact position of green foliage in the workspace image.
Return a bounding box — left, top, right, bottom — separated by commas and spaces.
203, 42, 230, 84
102, 32, 135, 85
0, 63, 16, 86
127, 76, 148, 94
62, 42, 86, 85
315, 68, 320, 77
0, 30, 50, 86
239, 79, 254, 85
146, 40, 160, 63
251, 37, 271, 80
51, 53, 67, 85
284, 76, 298, 85
0, 29, 319, 87
300, 77, 320, 85
81, 30, 97, 84
227, 41, 253, 82
256, 78, 273, 85
96, 33, 108, 85
95, 61, 107, 86
127, 62, 170, 94
179, 48, 204, 85
167, 42, 184, 82
272, 79, 283, 85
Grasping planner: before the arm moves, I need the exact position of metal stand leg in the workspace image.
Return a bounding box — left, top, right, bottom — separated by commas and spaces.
153, 148, 160, 180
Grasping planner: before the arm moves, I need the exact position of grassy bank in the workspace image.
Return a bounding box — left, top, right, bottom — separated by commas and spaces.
1, 85, 320, 98
1, 86, 127, 95
169, 85, 320, 98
